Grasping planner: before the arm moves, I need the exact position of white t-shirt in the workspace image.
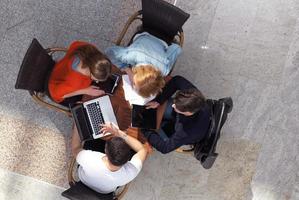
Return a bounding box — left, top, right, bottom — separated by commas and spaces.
76, 150, 142, 194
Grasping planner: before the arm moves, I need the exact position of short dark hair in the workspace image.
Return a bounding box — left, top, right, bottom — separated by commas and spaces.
105, 137, 131, 166
173, 88, 206, 113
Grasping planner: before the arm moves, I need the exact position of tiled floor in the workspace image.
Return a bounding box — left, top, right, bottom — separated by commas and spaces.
0, 0, 298, 199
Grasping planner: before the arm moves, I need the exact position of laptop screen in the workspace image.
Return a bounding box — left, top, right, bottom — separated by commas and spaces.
70, 104, 93, 141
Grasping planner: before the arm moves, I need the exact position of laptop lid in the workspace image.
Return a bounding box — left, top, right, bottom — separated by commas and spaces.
83, 96, 119, 139
70, 104, 93, 141
131, 104, 157, 129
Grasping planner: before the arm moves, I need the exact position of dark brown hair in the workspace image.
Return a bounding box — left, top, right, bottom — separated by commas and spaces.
70, 44, 111, 81
173, 88, 206, 113
105, 137, 132, 166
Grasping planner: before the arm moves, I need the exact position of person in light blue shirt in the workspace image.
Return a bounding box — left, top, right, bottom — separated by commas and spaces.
105, 32, 182, 76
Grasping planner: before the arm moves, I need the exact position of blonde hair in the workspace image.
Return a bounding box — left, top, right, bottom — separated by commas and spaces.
132, 64, 165, 98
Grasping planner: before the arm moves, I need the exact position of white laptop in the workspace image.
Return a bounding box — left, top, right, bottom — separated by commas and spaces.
70, 95, 119, 141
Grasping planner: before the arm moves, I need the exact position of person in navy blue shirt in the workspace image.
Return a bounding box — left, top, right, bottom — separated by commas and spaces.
142, 76, 211, 154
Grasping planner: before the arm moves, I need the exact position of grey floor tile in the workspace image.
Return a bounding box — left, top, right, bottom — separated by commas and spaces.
248, 17, 295, 47
279, 23, 299, 105
224, 76, 277, 142
6, 0, 39, 29
173, 40, 242, 99
0, 0, 10, 40
239, 42, 289, 85
0, 19, 35, 65
251, 125, 298, 200
0, 167, 67, 200
55, 27, 113, 51
256, 0, 299, 27
159, 152, 209, 200
172, 1, 220, 85
176, 0, 219, 17
208, 0, 259, 50
123, 152, 170, 200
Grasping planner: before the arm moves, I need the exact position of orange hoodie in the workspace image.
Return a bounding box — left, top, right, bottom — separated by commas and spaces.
48, 41, 92, 103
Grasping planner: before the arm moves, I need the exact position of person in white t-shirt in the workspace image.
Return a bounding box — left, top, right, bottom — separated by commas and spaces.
71, 122, 147, 194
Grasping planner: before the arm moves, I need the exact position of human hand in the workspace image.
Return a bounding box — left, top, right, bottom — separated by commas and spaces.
145, 101, 160, 109
84, 86, 105, 96
100, 122, 120, 136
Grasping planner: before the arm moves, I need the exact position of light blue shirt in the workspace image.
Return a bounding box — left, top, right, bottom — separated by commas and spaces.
105, 32, 182, 76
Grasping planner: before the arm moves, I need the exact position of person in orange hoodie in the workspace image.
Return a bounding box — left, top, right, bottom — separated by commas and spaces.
48, 41, 111, 106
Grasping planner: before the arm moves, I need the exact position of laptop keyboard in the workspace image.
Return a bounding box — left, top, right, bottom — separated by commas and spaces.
86, 102, 105, 135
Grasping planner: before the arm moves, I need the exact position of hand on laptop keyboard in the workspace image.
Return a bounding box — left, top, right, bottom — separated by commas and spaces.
100, 122, 119, 136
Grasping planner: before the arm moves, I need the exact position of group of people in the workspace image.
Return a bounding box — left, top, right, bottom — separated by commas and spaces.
48, 33, 211, 194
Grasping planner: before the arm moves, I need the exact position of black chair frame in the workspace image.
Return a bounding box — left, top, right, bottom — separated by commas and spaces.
116, 0, 190, 48
15, 38, 72, 117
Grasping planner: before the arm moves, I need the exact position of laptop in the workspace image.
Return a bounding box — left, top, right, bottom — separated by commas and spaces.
131, 104, 157, 129
70, 95, 119, 141
94, 73, 120, 95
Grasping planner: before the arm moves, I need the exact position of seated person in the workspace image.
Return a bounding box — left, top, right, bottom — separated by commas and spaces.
71, 122, 147, 194
142, 76, 211, 154
48, 41, 111, 106
105, 32, 182, 76
122, 64, 165, 105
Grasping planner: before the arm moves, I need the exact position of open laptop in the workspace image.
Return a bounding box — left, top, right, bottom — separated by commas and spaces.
70, 95, 119, 141
131, 104, 157, 129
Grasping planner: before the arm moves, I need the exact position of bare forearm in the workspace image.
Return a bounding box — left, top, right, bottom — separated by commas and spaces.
118, 130, 144, 152
63, 89, 85, 98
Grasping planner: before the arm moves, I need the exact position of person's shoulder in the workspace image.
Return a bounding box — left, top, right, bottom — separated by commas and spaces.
77, 149, 105, 160
125, 156, 143, 173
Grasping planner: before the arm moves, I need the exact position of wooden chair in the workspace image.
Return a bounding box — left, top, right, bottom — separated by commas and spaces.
15, 38, 72, 117
176, 97, 233, 169
116, 0, 190, 75
61, 157, 130, 200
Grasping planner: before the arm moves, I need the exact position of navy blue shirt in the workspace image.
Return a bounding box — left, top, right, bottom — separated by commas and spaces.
142, 76, 211, 154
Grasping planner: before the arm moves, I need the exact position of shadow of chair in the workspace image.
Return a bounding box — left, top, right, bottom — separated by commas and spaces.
61, 157, 130, 200
15, 38, 71, 117
115, 0, 190, 75
176, 97, 233, 169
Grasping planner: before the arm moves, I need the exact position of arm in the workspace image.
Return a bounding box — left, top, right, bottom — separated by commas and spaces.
101, 123, 147, 162
155, 76, 197, 104
142, 129, 185, 154
71, 124, 83, 157
63, 85, 105, 98
119, 131, 147, 162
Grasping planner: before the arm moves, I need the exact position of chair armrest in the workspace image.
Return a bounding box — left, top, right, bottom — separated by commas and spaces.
45, 47, 68, 56
30, 91, 72, 117
67, 157, 77, 186
115, 10, 142, 46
